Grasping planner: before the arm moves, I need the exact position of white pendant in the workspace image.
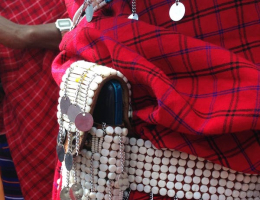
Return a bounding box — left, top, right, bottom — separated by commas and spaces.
128, 13, 139, 20
86, 4, 94, 22
169, 2, 185, 22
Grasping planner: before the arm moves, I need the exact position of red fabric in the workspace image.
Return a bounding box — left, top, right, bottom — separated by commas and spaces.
0, 0, 67, 199
52, 0, 260, 199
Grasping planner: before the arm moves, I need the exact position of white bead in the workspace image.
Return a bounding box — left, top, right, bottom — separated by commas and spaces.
160, 173, 167, 180
228, 173, 236, 181
136, 139, 144, 146
203, 170, 211, 177
128, 175, 135, 182
145, 156, 153, 163
192, 184, 200, 192
136, 162, 144, 169
101, 149, 109, 156
129, 138, 137, 145
164, 150, 171, 157
168, 190, 175, 197
130, 183, 137, 190
212, 171, 220, 178
106, 126, 114, 135
177, 191, 184, 199
131, 146, 138, 153
152, 165, 160, 172
220, 171, 228, 179
135, 176, 142, 183
239, 191, 247, 198
98, 171, 106, 179
156, 179, 165, 188
184, 176, 192, 183
155, 149, 163, 157
187, 160, 195, 168
159, 188, 167, 196
197, 161, 204, 169
144, 185, 151, 193
177, 166, 185, 174
136, 169, 143, 176
109, 165, 116, 172
214, 164, 222, 170
251, 175, 258, 183
151, 172, 159, 179
165, 181, 174, 189
211, 194, 218, 200
161, 165, 168, 173
150, 179, 157, 187
111, 143, 119, 151
130, 160, 137, 167
219, 195, 226, 200
93, 153, 101, 160
108, 173, 116, 179
242, 183, 249, 191
200, 185, 208, 193
227, 181, 234, 188
138, 154, 145, 161
144, 140, 152, 148
96, 192, 104, 200
89, 192, 96, 199
209, 179, 217, 186
95, 129, 103, 137
170, 158, 178, 165
147, 148, 154, 156
114, 127, 122, 135
144, 171, 151, 178
186, 191, 193, 199
113, 136, 120, 144
98, 178, 106, 186
109, 150, 117, 158
176, 174, 184, 182
195, 169, 202, 176
186, 168, 193, 176
193, 176, 201, 184
128, 168, 135, 174
178, 159, 186, 166
104, 135, 113, 143
219, 179, 226, 187
100, 164, 108, 172
108, 158, 116, 165
122, 128, 128, 136
142, 178, 150, 185
162, 158, 169, 165
93, 161, 99, 168
168, 174, 175, 181
136, 183, 144, 192
217, 187, 225, 194
209, 186, 217, 194
175, 182, 183, 190
232, 190, 239, 198
152, 187, 159, 195
225, 189, 232, 196
202, 177, 209, 185
202, 193, 210, 200
139, 147, 147, 154
90, 127, 97, 135
205, 162, 214, 170
249, 183, 256, 190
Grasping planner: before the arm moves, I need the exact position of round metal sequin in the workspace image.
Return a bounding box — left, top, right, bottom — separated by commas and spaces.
60, 187, 70, 200
56, 144, 65, 162
169, 2, 185, 22
69, 183, 83, 200
67, 105, 82, 123
75, 112, 93, 132
128, 13, 139, 20
60, 96, 71, 114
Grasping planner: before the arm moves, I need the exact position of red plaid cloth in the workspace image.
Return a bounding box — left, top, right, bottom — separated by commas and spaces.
0, 0, 67, 199
52, 0, 260, 199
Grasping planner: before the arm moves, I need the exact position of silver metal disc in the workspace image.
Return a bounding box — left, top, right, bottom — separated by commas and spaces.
60, 187, 71, 200
86, 4, 94, 22
75, 112, 94, 132
69, 183, 83, 200
67, 104, 82, 123
60, 96, 71, 114
169, 2, 185, 22
128, 13, 139, 20
65, 152, 73, 171
56, 145, 65, 162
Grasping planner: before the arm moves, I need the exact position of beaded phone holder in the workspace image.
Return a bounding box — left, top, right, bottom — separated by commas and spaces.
56, 61, 260, 200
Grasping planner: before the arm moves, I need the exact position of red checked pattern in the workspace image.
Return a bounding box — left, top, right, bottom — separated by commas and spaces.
52, 0, 260, 199
0, 0, 67, 199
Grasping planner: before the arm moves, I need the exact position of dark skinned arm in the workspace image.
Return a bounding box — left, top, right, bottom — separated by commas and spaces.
0, 16, 62, 50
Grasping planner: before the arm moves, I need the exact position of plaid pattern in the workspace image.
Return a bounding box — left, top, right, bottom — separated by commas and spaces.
52, 1, 260, 198
0, 0, 67, 199
0, 135, 23, 200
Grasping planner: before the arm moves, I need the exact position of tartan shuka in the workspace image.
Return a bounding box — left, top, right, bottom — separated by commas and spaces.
52, 0, 260, 199
0, 0, 67, 199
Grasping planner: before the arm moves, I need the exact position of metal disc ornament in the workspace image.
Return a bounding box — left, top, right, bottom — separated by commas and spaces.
69, 183, 83, 200
75, 112, 94, 132
60, 187, 71, 200
65, 152, 73, 171
86, 4, 94, 22
60, 96, 71, 114
128, 13, 139, 20
169, 2, 185, 22
56, 145, 65, 162
67, 104, 82, 123
118, 172, 129, 191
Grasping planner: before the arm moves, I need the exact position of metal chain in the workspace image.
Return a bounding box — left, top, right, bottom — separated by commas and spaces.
176, 0, 180, 6
64, 67, 73, 97
119, 135, 125, 173
150, 192, 153, 200
74, 70, 88, 104
75, 130, 80, 156
58, 119, 64, 145
71, 0, 90, 30
83, 73, 97, 112
132, 0, 136, 15
66, 169, 70, 187
108, 181, 112, 200
73, 160, 77, 184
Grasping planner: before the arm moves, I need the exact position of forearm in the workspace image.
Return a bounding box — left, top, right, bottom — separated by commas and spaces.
0, 16, 62, 50
25, 23, 62, 50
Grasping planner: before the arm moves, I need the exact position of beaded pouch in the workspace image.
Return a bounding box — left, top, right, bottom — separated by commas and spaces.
56, 61, 260, 200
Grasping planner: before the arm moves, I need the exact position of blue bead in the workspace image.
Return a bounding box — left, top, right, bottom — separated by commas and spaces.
105, 0, 112, 3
